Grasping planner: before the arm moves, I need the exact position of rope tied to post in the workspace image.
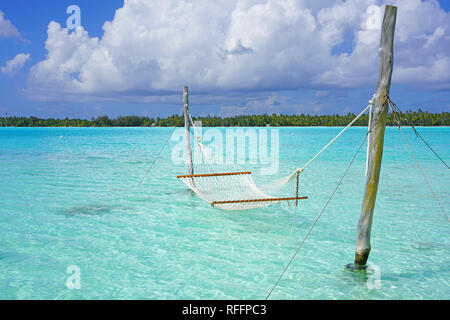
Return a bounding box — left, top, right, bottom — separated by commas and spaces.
386, 96, 449, 222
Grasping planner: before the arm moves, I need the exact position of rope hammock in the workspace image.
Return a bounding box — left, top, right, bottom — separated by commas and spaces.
177, 91, 376, 211
178, 171, 307, 210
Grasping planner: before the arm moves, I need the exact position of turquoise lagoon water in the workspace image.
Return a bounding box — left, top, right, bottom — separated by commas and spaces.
0, 126, 448, 299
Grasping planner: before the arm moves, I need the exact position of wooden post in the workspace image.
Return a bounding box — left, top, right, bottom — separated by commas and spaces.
353, 5, 397, 269
184, 86, 194, 175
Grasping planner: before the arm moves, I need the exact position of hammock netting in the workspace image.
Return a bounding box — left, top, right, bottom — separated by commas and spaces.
178, 172, 305, 210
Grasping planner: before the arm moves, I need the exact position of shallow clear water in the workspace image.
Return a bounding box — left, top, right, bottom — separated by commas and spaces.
0, 126, 448, 300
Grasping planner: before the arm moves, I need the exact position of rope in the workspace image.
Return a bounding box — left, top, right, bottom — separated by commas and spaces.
187, 111, 213, 170
398, 126, 449, 222
188, 112, 202, 145
265, 131, 369, 300
411, 126, 449, 170
387, 98, 449, 170
137, 126, 177, 188
295, 103, 372, 175
279, 101, 374, 187
386, 98, 448, 222
365, 96, 374, 176
291, 172, 300, 233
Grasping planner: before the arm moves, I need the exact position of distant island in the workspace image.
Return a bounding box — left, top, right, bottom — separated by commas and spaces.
1, 109, 448, 127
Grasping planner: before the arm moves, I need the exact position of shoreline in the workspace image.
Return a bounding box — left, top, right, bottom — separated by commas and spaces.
1, 110, 448, 127
1, 125, 449, 128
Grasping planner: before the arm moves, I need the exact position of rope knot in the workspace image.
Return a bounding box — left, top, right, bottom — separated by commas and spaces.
369, 94, 376, 105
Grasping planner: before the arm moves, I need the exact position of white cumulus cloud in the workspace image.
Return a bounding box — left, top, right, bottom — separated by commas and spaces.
26, 0, 450, 102
1, 53, 30, 76
0, 10, 20, 38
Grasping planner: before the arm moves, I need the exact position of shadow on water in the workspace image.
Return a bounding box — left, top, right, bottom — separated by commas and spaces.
58, 188, 195, 217
59, 204, 116, 217
409, 242, 450, 252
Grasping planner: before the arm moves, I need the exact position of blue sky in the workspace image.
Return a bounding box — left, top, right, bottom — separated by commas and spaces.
0, 0, 449, 119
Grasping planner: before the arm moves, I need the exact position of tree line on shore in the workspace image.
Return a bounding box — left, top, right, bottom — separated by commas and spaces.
0, 110, 448, 127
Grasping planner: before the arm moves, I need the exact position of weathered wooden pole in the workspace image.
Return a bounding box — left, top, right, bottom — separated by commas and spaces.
354, 5, 397, 269
183, 86, 194, 175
